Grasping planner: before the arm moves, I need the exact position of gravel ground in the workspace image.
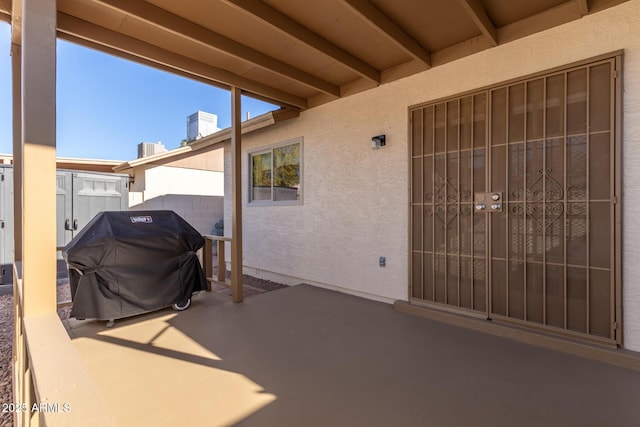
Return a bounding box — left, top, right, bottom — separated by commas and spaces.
0, 289, 13, 427
0, 269, 287, 427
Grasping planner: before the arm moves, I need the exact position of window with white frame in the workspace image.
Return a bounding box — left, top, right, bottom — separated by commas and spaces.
249, 138, 302, 204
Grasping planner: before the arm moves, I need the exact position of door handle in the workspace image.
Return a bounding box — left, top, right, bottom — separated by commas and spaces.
475, 192, 503, 212
73, 219, 78, 230
65, 219, 71, 230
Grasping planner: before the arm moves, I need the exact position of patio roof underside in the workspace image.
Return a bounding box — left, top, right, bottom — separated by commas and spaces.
0, 0, 630, 111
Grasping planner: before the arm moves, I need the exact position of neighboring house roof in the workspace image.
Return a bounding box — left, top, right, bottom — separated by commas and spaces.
0, 154, 124, 174
113, 108, 299, 174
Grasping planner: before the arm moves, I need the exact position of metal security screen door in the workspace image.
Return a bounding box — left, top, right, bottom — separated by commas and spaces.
410, 55, 621, 345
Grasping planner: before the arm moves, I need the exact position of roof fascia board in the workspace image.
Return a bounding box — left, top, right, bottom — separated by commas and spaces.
498, 0, 584, 44
113, 109, 299, 172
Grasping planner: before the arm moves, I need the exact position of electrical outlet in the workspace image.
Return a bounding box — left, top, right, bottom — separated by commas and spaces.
379, 256, 386, 267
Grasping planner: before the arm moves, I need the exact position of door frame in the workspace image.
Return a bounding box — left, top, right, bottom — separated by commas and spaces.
407, 51, 623, 347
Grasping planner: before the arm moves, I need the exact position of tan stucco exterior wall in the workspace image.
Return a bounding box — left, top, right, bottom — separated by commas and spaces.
225, 1, 640, 351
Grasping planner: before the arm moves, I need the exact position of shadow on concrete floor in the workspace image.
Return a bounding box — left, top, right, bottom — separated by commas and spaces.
65, 284, 640, 427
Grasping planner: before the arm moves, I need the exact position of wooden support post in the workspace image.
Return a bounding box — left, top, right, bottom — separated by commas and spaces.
11, 42, 22, 263
217, 240, 226, 283
203, 238, 212, 291
230, 87, 243, 303
21, 0, 57, 316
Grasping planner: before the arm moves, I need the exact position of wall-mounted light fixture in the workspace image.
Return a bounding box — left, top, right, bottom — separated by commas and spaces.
371, 134, 386, 150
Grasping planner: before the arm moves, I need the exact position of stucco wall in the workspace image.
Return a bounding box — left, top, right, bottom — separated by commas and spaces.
225, 1, 640, 351
137, 165, 224, 199
130, 165, 225, 235
131, 194, 223, 236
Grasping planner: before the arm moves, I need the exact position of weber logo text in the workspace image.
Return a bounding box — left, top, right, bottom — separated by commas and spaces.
130, 216, 153, 224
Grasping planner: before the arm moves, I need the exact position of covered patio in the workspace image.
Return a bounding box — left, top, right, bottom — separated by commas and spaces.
65, 284, 640, 426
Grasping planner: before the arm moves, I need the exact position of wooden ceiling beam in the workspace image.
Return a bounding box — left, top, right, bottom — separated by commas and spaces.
57, 13, 308, 110
0, 0, 10, 24
221, 0, 380, 84
577, 0, 590, 16
59, 32, 230, 93
457, 0, 498, 46
63, 37, 290, 109
341, 0, 431, 67
93, 0, 339, 97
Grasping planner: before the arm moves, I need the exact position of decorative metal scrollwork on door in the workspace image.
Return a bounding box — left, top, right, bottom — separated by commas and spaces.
426, 175, 472, 227
509, 168, 567, 231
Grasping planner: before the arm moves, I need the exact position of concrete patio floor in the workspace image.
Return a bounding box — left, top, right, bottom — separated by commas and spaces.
64, 285, 640, 427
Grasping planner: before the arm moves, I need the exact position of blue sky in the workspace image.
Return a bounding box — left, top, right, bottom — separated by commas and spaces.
0, 22, 276, 161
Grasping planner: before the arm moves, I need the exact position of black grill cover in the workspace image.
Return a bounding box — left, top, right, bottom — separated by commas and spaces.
62, 210, 207, 320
